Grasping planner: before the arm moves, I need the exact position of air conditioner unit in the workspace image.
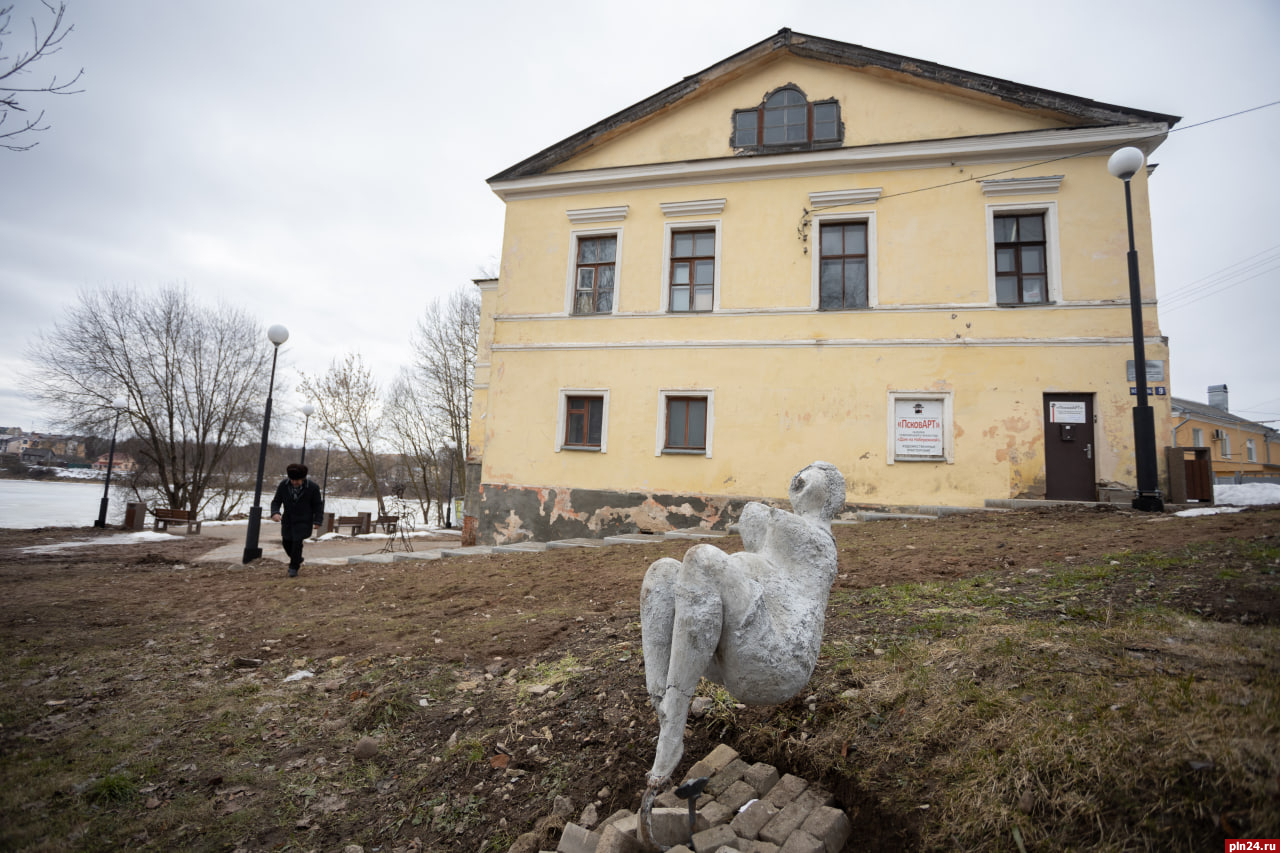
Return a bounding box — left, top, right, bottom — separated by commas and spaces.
1212, 429, 1227, 440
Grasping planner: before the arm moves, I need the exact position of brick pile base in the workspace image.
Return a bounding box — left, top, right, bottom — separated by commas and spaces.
537, 744, 851, 853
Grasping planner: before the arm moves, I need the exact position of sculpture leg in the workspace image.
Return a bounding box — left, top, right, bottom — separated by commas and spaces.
644, 546, 728, 786
641, 558, 680, 711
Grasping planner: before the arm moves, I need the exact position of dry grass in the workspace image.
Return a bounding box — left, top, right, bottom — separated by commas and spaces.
729, 545, 1280, 850
1, 513, 1276, 851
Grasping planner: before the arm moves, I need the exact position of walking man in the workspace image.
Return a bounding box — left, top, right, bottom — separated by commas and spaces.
270, 463, 324, 577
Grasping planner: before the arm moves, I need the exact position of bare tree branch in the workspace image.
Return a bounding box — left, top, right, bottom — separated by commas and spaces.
413, 286, 478, 491
0, 1, 84, 151
383, 368, 440, 522
300, 353, 388, 516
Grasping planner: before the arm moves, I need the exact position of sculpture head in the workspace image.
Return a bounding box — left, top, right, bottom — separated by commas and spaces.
788, 461, 846, 524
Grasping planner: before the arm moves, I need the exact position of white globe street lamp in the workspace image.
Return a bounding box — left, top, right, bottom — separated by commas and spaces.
1108, 147, 1163, 512
300, 402, 316, 464
244, 325, 289, 563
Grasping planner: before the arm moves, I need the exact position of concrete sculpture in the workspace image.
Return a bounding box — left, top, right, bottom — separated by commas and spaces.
640, 461, 846, 789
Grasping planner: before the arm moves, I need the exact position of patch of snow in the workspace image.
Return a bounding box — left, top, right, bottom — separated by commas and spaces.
1215, 482, 1280, 506
283, 670, 315, 682
20, 530, 183, 554
311, 529, 453, 542
52, 468, 106, 480
1174, 506, 1246, 518
1175, 482, 1280, 517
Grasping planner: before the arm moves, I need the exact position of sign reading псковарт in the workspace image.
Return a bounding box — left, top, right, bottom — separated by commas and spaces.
894, 399, 944, 459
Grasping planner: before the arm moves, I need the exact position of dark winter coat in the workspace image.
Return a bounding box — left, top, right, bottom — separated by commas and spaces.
270, 478, 324, 542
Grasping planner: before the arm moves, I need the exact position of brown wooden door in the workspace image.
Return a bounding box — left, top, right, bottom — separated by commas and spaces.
1043, 394, 1096, 501
1184, 454, 1213, 501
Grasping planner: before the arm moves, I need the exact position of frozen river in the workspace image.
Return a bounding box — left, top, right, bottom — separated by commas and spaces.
0, 478, 381, 529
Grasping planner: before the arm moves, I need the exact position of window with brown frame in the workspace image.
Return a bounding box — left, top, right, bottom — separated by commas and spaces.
564, 395, 604, 448
573, 235, 616, 314
993, 213, 1048, 305
669, 229, 715, 312
818, 221, 868, 309
732, 86, 841, 150
665, 396, 707, 451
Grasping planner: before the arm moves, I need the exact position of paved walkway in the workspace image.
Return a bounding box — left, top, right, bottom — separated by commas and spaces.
190, 497, 1099, 570
190, 506, 966, 569
190, 521, 464, 567
193, 524, 742, 568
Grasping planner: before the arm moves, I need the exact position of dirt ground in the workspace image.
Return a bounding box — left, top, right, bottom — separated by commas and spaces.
1, 503, 1277, 851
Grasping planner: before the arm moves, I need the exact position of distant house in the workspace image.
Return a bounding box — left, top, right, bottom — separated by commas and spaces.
1172, 385, 1279, 484
92, 453, 137, 473
20, 447, 55, 466
1, 432, 85, 458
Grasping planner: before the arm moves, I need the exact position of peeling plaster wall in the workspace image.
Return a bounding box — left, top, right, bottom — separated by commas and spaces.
475, 483, 765, 545
477, 39, 1172, 519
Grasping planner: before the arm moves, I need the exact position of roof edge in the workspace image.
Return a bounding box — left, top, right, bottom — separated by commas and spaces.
489, 28, 1181, 183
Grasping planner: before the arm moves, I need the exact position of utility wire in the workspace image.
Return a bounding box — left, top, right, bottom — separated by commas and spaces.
808, 99, 1280, 212
1160, 247, 1280, 313
1160, 245, 1280, 298
800, 99, 1280, 323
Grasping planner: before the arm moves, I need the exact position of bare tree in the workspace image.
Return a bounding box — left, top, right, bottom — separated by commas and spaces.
410, 286, 479, 497
1, 1, 83, 151
300, 353, 387, 516
379, 286, 479, 526
383, 369, 439, 523
27, 285, 274, 515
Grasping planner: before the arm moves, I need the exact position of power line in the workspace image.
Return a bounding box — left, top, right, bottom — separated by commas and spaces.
1160, 245, 1280, 298
807, 99, 1280, 213
1160, 247, 1280, 313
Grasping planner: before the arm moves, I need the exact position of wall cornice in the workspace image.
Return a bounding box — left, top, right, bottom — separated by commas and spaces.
490, 123, 1170, 201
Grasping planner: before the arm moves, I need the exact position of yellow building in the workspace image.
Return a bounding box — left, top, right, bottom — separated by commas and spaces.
465, 29, 1180, 544
1172, 385, 1280, 486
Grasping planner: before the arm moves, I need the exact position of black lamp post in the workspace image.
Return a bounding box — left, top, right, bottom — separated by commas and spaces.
1108, 147, 1164, 512
243, 324, 289, 563
93, 397, 127, 528
300, 402, 315, 464
444, 445, 455, 528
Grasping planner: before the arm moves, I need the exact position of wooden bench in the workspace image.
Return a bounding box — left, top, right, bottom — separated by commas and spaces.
374, 515, 399, 534
152, 507, 202, 534
335, 514, 370, 535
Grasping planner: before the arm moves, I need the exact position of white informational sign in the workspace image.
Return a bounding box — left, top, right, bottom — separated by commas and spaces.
1049, 401, 1087, 423
1126, 360, 1165, 382
894, 399, 945, 458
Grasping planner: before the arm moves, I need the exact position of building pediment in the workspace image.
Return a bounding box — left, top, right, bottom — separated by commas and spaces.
490, 28, 1178, 186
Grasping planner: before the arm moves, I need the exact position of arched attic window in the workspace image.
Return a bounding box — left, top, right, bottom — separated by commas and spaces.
732, 85, 842, 151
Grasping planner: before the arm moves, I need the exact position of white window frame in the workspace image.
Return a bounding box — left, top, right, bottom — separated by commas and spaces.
565, 227, 623, 315
886, 390, 954, 464
1246, 438, 1257, 462
655, 389, 714, 457
1191, 427, 1204, 447
1221, 432, 1232, 458
660, 219, 722, 313
985, 200, 1061, 306
555, 388, 610, 453
810, 210, 877, 309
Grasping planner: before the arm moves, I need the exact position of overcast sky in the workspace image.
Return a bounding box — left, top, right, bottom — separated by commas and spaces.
3, 0, 1278, 446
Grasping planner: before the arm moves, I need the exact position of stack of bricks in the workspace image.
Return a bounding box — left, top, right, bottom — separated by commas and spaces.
546, 744, 851, 853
